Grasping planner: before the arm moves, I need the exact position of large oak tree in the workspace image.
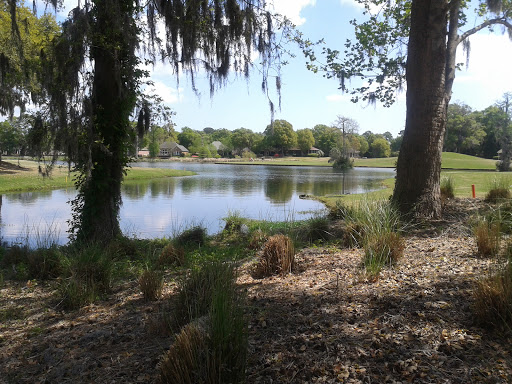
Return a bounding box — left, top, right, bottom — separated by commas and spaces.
6, 0, 281, 244
298, 0, 512, 218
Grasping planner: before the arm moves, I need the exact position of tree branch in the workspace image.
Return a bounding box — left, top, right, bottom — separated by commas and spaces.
458, 17, 512, 45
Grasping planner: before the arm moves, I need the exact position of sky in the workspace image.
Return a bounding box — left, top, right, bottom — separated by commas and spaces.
49, 0, 512, 137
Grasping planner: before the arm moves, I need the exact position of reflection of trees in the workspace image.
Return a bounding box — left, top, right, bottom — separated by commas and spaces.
123, 182, 149, 199
232, 178, 260, 194
264, 177, 294, 203
5, 191, 52, 204
180, 177, 200, 195
149, 179, 176, 198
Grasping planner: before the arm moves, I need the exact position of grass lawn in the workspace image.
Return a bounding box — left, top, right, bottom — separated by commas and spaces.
222, 152, 496, 170
0, 159, 195, 194
354, 152, 496, 170
318, 169, 509, 209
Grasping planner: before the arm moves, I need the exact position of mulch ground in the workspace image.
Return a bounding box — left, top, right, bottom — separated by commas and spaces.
1, 199, 511, 383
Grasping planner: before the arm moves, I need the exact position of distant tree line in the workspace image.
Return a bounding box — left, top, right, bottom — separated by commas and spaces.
136, 118, 401, 159
443, 93, 512, 167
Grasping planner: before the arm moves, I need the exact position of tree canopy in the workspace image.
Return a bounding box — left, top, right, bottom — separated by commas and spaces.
4, 0, 283, 244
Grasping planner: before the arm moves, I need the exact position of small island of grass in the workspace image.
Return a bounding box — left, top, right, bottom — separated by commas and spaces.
0, 159, 195, 194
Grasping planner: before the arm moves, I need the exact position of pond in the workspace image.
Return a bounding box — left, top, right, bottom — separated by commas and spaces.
0, 163, 395, 246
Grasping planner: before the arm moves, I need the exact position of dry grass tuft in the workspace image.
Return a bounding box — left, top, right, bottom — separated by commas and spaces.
474, 221, 501, 258
473, 265, 512, 332
158, 244, 185, 267
159, 322, 208, 383
248, 229, 267, 250
252, 234, 295, 278
138, 270, 163, 301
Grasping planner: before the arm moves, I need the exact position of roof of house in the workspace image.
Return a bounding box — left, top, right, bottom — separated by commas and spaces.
159, 142, 189, 152
211, 141, 226, 150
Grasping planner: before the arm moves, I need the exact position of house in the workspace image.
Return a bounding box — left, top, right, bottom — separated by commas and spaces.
137, 148, 150, 157
211, 141, 226, 151
286, 146, 322, 156
159, 142, 189, 157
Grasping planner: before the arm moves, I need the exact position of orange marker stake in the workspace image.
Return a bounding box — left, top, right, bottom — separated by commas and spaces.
472, 184, 476, 198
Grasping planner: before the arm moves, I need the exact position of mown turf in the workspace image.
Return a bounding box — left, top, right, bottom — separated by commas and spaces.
0, 160, 195, 194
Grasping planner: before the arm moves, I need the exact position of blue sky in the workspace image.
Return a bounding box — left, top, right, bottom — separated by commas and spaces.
50, 0, 512, 137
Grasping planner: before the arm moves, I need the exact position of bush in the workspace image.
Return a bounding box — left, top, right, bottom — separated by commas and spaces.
223, 212, 246, 233
474, 220, 501, 258
440, 176, 455, 200
139, 269, 163, 301
175, 226, 207, 247
252, 234, 295, 278
473, 264, 512, 332
241, 150, 256, 159
158, 243, 185, 267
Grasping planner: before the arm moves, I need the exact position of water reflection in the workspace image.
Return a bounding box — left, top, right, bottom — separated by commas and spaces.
0, 164, 394, 245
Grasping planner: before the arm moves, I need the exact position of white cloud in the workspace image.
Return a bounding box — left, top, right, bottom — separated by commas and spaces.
453, 33, 512, 108
326, 94, 349, 102
145, 81, 184, 105
339, 0, 364, 9
270, 0, 316, 26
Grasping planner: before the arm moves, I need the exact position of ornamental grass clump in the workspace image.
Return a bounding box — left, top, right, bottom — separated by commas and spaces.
252, 234, 295, 278
474, 220, 501, 258
158, 243, 185, 267
344, 200, 406, 278
363, 232, 405, 279
169, 262, 237, 330
138, 269, 163, 301
299, 216, 332, 243
473, 264, 512, 332
160, 261, 247, 383
175, 225, 207, 247
485, 177, 511, 203
440, 176, 455, 200
58, 245, 112, 310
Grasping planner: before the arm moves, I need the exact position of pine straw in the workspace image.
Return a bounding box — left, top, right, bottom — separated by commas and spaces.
1, 200, 512, 383
240, 236, 512, 383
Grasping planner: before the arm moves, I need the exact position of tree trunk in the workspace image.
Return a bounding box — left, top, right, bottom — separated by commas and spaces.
392, 0, 450, 219
72, 0, 137, 244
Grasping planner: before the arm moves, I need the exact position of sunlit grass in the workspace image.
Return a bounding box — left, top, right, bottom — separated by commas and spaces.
0, 159, 195, 193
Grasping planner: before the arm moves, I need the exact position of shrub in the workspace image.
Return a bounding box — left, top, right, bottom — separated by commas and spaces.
486, 177, 511, 202
158, 243, 185, 267
474, 220, 501, 258
175, 226, 207, 247
253, 234, 295, 278
241, 150, 256, 159
440, 176, 455, 200
139, 269, 163, 301
223, 211, 246, 233
473, 264, 512, 332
